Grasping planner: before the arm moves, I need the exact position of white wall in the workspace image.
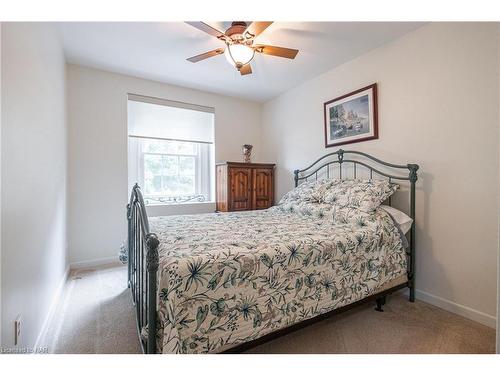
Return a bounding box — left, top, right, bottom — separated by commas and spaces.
67, 64, 262, 265
0, 22, 3, 347
1, 23, 68, 348
497, 22, 500, 354
262, 23, 499, 327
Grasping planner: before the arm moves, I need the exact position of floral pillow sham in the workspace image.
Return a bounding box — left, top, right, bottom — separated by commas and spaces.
273, 200, 374, 226
277, 179, 337, 205
277, 178, 398, 214
321, 179, 398, 213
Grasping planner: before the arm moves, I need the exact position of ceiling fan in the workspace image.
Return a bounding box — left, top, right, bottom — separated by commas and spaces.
186, 21, 299, 76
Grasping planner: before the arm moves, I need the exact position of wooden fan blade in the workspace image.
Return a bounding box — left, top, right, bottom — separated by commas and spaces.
254, 44, 299, 59
185, 22, 225, 39
244, 22, 273, 38
239, 64, 252, 75
187, 48, 224, 63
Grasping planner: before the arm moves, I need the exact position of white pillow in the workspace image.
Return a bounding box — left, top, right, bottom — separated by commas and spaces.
380, 205, 413, 234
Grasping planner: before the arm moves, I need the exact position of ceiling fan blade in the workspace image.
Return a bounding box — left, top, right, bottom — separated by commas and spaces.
187, 48, 225, 63
185, 22, 226, 39
254, 44, 299, 59
244, 22, 273, 38
239, 64, 252, 75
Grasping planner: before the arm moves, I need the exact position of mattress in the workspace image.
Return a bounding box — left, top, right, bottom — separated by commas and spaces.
149, 206, 408, 353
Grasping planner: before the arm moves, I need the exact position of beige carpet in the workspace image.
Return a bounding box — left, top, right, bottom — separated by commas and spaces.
45, 265, 495, 354
46, 264, 142, 354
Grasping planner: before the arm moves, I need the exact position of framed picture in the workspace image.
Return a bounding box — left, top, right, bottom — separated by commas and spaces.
324, 83, 378, 148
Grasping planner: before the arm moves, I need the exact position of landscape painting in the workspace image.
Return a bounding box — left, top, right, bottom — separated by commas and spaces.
324, 84, 378, 147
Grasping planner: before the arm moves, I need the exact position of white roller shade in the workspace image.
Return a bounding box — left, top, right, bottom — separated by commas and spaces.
128, 94, 214, 144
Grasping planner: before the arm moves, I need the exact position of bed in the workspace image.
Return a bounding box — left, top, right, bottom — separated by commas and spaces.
127, 149, 419, 354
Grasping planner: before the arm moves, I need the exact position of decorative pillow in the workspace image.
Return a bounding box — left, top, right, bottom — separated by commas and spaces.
321, 179, 399, 213
277, 179, 338, 205
274, 200, 334, 220
274, 201, 375, 228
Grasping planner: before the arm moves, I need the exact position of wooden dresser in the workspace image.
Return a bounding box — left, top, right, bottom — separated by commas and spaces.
216, 162, 275, 212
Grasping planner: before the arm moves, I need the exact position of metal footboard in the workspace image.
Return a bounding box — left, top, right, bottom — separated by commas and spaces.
127, 184, 159, 354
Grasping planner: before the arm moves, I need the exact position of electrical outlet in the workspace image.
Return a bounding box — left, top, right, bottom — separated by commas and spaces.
14, 315, 21, 346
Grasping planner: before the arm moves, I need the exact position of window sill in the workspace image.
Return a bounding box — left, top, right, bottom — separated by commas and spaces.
145, 200, 215, 207
145, 201, 216, 217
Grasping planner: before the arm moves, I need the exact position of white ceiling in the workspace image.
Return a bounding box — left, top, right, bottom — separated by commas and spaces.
57, 22, 425, 102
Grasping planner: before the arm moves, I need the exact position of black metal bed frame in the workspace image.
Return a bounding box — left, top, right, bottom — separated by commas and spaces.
127, 149, 419, 354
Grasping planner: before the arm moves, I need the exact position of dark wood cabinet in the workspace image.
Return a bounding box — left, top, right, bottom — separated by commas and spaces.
216, 162, 275, 212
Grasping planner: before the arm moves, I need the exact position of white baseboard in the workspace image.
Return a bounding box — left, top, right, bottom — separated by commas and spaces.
414, 289, 496, 329
70, 256, 122, 270
33, 265, 70, 352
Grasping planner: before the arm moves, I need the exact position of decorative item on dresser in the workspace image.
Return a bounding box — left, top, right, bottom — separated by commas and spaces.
216, 162, 275, 212
242, 144, 253, 163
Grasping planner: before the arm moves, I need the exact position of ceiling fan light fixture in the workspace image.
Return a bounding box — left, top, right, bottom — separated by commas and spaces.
224, 43, 255, 69
186, 22, 299, 76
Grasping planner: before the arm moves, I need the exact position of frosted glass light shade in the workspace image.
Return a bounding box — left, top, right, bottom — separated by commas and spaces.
224, 44, 255, 67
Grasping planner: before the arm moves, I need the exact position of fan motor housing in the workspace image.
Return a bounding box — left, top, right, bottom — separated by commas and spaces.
225, 21, 248, 41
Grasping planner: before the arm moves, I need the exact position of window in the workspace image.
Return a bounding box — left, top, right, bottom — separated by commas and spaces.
127, 95, 214, 205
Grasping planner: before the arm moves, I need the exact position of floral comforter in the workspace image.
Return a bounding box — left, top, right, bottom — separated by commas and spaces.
149, 205, 407, 353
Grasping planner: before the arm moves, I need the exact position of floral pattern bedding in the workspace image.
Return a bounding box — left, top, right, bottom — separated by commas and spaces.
279, 178, 399, 213
149, 203, 407, 354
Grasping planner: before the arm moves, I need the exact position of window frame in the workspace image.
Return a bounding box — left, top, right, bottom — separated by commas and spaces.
127, 94, 215, 207
134, 138, 213, 205
140, 147, 198, 199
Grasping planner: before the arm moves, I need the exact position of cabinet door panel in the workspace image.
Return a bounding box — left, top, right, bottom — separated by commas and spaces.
252, 168, 274, 210
229, 168, 252, 211
216, 165, 228, 212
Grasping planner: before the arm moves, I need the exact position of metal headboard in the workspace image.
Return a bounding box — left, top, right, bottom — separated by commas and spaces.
293, 149, 419, 302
